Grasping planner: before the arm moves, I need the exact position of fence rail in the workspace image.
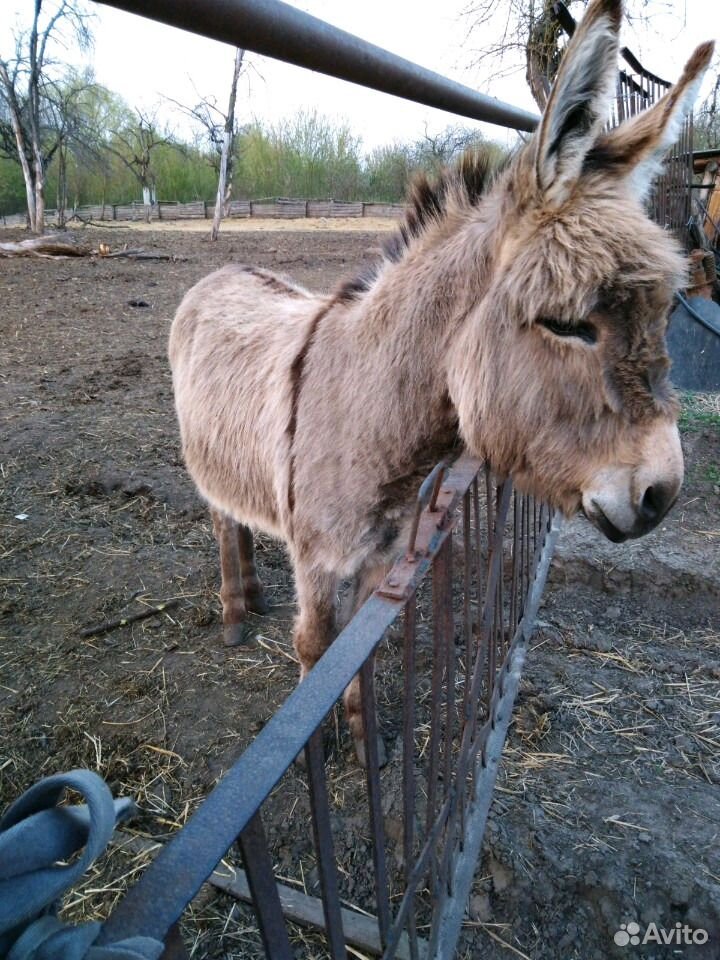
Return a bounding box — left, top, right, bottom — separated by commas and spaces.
92, 0, 539, 133
0, 198, 407, 227
96, 456, 557, 958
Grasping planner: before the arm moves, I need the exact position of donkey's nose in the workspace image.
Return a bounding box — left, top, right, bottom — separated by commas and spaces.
582, 419, 683, 542
636, 481, 678, 532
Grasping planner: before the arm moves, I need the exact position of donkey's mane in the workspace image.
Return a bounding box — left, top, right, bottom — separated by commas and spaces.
336, 146, 509, 303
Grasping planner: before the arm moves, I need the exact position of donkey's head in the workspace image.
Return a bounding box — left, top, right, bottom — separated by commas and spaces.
448, 0, 713, 542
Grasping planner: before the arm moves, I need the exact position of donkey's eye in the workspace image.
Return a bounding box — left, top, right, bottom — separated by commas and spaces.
537, 317, 597, 345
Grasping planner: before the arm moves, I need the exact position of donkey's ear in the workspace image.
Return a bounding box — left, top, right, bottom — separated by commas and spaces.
535, 0, 621, 204
583, 41, 715, 199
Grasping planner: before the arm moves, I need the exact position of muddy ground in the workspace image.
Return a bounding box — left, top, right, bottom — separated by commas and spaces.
1, 224, 719, 960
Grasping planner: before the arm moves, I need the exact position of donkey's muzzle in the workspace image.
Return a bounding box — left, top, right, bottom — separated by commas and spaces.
586, 480, 678, 542
581, 420, 684, 542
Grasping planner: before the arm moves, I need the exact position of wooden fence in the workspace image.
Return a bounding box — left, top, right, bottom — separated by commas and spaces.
0, 198, 406, 227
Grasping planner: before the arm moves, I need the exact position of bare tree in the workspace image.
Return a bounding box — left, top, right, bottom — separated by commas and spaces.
695, 62, 720, 149
211, 48, 244, 240
464, 0, 673, 109
0, 1, 92, 233
417, 123, 486, 170
167, 48, 246, 240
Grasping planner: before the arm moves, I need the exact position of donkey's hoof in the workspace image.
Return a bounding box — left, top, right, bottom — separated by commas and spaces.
223, 621, 253, 647
354, 735, 388, 769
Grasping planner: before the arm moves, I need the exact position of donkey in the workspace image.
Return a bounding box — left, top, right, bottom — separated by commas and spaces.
170, 0, 713, 764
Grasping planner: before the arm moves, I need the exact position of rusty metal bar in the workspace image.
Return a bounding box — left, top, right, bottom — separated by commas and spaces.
160, 924, 190, 960
430, 516, 561, 958
407, 461, 448, 559
426, 551, 447, 895
473, 477, 484, 648
360, 658, 391, 948
496, 488, 505, 658
92, 0, 540, 132
239, 814, 294, 960
510, 490, 519, 631
440, 535, 456, 897
382, 790, 454, 957
100, 454, 556, 960
461, 493, 473, 750
455, 482, 513, 776
441, 535, 455, 796
401, 600, 420, 960
305, 729, 346, 960
97, 593, 399, 946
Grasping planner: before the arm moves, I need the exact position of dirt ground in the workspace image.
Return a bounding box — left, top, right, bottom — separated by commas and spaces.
1, 224, 719, 960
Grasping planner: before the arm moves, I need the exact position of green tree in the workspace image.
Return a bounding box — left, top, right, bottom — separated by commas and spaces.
363, 142, 414, 202
236, 111, 362, 199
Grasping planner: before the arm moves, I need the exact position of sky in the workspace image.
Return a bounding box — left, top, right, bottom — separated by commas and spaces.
1, 1, 717, 152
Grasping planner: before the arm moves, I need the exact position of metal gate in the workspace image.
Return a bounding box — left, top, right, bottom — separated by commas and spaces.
97, 457, 558, 958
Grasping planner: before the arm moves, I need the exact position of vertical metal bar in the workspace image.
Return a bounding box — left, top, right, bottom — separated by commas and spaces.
360, 658, 391, 947
159, 924, 189, 960
305, 729, 347, 960
461, 492, 473, 736
441, 535, 457, 900
428, 478, 514, 954
456, 481, 512, 759
524, 496, 531, 610
459, 491, 473, 842
510, 490, 519, 632
615, 75, 625, 123
239, 813, 294, 960
486, 475, 495, 703
426, 550, 446, 896
441, 535, 455, 798
485, 467, 493, 548
402, 599, 420, 960
486, 484, 499, 704
496, 484, 505, 661
473, 477, 483, 635
437, 537, 459, 908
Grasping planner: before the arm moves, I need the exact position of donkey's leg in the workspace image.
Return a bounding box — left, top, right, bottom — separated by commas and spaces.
292, 564, 338, 682
211, 509, 249, 647
342, 562, 390, 768
291, 564, 338, 767
237, 523, 268, 615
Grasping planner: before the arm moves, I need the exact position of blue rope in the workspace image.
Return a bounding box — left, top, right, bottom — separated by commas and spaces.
0, 770, 166, 960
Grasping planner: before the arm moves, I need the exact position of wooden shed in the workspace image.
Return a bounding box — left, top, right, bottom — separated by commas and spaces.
693, 148, 720, 246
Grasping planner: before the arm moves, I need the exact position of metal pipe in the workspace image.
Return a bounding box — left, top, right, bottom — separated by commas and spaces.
91, 0, 540, 132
